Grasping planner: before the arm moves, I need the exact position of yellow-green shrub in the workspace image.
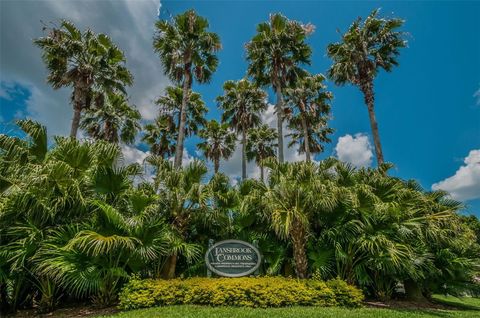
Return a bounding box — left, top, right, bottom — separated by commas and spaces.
118, 277, 364, 309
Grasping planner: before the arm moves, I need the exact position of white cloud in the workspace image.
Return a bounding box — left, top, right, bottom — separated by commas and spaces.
335, 133, 373, 168
121, 144, 150, 166
0, 0, 168, 135
432, 149, 480, 201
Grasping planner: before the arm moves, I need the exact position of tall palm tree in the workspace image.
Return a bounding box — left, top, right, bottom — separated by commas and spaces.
327, 9, 406, 165
246, 124, 277, 182
153, 10, 221, 168
35, 20, 133, 138
246, 13, 312, 162
155, 85, 207, 160
285, 73, 333, 162
217, 79, 267, 179
197, 120, 236, 173
81, 93, 141, 144
142, 116, 176, 159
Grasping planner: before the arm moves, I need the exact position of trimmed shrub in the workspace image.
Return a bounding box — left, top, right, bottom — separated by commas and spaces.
118, 276, 364, 309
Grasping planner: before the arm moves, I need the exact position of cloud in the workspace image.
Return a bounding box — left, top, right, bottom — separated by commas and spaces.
432, 149, 480, 201
0, 0, 168, 136
335, 133, 373, 168
121, 144, 150, 166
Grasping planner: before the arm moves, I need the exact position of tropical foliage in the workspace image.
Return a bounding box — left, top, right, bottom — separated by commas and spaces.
1, 8, 478, 316
34, 20, 133, 138
246, 13, 313, 163
153, 9, 221, 168
197, 120, 236, 173
217, 79, 267, 179
327, 9, 406, 165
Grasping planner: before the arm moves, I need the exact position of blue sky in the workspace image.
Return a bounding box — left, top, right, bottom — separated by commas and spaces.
1, 0, 479, 215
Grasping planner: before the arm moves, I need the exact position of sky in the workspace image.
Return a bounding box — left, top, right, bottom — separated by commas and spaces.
0, 0, 479, 216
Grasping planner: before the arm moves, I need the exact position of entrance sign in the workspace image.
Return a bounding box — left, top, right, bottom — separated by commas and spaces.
205, 239, 261, 277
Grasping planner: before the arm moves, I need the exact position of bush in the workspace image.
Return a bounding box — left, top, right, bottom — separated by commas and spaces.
118, 276, 364, 309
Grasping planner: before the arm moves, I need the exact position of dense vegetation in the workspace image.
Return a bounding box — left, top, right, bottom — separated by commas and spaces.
1, 8, 479, 315
118, 277, 363, 309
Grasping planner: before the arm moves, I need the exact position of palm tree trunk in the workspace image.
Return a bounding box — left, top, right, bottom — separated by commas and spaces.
70, 82, 87, 138
174, 63, 192, 169
275, 84, 284, 163
361, 81, 384, 165
404, 279, 426, 301
241, 129, 247, 180
162, 252, 178, 279
260, 165, 264, 182
70, 106, 82, 138
105, 120, 117, 143
214, 157, 220, 174
291, 218, 308, 279
299, 100, 311, 162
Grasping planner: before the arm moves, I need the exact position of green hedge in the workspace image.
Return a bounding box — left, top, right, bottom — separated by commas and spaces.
118, 277, 364, 309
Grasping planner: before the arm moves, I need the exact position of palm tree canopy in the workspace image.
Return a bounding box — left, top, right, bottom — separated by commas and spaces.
81, 93, 141, 144
327, 9, 406, 86
246, 124, 278, 164
155, 86, 208, 137
153, 10, 221, 84
142, 116, 177, 159
197, 120, 236, 165
34, 20, 133, 93
285, 73, 334, 155
246, 13, 312, 88
217, 79, 267, 133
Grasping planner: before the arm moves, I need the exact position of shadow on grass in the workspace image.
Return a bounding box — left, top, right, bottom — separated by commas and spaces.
431, 296, 480, 311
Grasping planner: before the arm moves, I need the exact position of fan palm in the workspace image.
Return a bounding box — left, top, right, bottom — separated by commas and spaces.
197, 120, 236, 173
244, 159, 339, 278
285, 73, 334, 162
145, 157, 210, 278
81, 93, 141, 144
141, 116, 176, 159
217, 79, 267, 179
246, 124, 277, 182
35, 20, 133, 138
155, 86, 207, 160
153, 10, 221, 168
327, 9, 406, 165
246, 13, 312, 162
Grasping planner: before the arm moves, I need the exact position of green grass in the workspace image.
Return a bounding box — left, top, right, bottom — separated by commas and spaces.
97, 296, 480, 318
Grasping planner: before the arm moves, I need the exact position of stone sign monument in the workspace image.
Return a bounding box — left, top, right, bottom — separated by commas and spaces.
205, 239, 261, 277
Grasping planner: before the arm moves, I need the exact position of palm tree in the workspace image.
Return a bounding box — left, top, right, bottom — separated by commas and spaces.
246, 13, 312, 162
244, 159, 339, 278
81, 93, 141, 144
246, 124, 277, 182
285, 73, 334, 162
155, 85, 207, 160
197, 120, 236, 173
35, 20, 133, 138
153, 10, 221, 168
217, 79, 267, 179
142, 116, 176, 159
327, 9, 406, 165
145, 157, 210, 278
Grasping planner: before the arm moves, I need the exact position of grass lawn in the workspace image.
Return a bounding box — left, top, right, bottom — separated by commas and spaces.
96, 296, 480, 318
